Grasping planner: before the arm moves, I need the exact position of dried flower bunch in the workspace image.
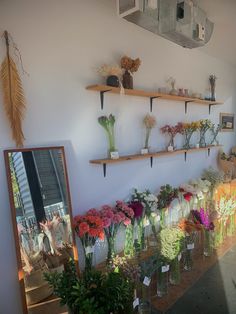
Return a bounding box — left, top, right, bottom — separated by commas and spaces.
120, 56, 141, 73
160, 122, 184, 136
202, 167, 224, 191
143, 114, 156, 129
182, 121, 199, 131
97, 64, 122, 77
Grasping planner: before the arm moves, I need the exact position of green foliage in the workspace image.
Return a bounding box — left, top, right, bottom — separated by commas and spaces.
157, 184, 178, 209
44, 261, 133, 314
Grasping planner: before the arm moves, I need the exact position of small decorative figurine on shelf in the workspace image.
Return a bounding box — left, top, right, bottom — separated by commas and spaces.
142, 114, 157, 154
120, 55, 141, 89
209, 74, 217, 101
97, 64, 122, 87
167, 77, 178, 95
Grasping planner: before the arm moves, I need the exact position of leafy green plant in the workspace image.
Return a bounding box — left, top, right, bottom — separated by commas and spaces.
45, 261, 133, 314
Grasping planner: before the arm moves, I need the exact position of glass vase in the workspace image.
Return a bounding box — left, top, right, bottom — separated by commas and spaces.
107, 236, 116, 263
214, 219, 224, 247
183, 132, 193, 149
83, 245, 94, 271
124, 224, 135, 257
156, 265, 169, 297
138, 284, 151, 314
199, 130, 207, 147
183, 236, 194, 271
203, 229, 213, 257
169, 256, 181, 285
227, 215, 235, 237
134, 219, 146, 254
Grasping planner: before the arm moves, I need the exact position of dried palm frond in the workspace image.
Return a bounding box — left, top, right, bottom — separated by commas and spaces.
1, 31, 26, 147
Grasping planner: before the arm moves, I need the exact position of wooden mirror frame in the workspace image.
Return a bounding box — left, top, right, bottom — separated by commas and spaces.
4, 146, 79, 314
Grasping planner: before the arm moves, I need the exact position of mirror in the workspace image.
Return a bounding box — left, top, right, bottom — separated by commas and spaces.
4, 147, 79, 314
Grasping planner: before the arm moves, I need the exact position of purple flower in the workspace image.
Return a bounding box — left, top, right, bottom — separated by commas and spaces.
129, 201, 143, 218
191, 208, 215, 231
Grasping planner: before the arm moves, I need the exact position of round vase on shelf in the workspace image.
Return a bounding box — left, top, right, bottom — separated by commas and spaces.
122, 70, 133, 89
106, 75, 119, 87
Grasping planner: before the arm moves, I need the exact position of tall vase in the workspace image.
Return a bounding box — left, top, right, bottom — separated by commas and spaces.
183, 235, 194, 271
124, 224, 135, 257
183, 132, 193, 149
156, 265, 169, 297
122, 70, 133, 89
203, 229, 213, 257
107, 236, 116, 263
83, 245, 94, 271
138, 283, 151, 314
169, 256, 181, 285
199, 130, 207, 147
227, 215, 235, 237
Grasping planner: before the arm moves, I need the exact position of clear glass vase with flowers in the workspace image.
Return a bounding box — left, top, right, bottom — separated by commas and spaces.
182, 121, 199, 149
142, 114, 157, 154
160, 122, 184, 151
198, 119, 212, 147
73, 209, 104, 271
98, 114, 118, 158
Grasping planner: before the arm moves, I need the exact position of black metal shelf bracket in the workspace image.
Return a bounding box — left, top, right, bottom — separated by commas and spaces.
150, 97, 160, 112
150, 156, 153, 168
208, 148, 210, 157
185, 101, 194, 114
184, 151, 187, 162
102, 163, 107, 177
100, 90, 112, 110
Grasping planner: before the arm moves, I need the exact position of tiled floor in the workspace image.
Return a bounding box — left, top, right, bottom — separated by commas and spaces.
152, 245, 236, 314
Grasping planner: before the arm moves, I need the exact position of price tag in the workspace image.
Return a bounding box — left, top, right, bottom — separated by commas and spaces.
133, 298, 139, 309
178, 253, 182, 261
143, 276, 151, 286
187, 243, 194, 250
165, 209, 169, 217
85, 246, 94, 254
110, 151, 119, 159
161, 265, 170, 273
156, 215, 160, 222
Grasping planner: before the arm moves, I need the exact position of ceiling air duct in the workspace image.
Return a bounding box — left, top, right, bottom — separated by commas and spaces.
116, 0, 214, 48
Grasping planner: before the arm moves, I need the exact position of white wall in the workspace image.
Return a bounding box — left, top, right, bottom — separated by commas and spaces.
0, 0, 236, 313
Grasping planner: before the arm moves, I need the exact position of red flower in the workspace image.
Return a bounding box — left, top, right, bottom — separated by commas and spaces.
184, 192, 193, 202
78, 222, 89, 237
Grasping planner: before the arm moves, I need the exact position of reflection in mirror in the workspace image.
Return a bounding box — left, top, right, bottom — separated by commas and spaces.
5, 147, 78, 314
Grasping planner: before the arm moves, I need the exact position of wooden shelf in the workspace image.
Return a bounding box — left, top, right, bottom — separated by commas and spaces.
86, 84, 223, 112
90, 145, 222, 177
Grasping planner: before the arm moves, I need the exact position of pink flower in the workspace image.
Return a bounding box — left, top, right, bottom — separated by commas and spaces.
102, 217, 112, 228
129, 201, 143, 218
78, 222, 89, 237
87, 208, 100, 216
113, 214, 122, 224
123, 218, 131, 226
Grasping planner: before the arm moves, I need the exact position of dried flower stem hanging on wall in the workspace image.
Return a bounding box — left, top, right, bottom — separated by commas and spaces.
1, 30, 26, 147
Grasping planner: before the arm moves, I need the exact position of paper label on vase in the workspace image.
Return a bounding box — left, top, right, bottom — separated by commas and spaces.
110, 151, 119, 159
156, 215, 160, 222
85, 246, 94, 254
178, 253, 182, 261
187, 243, 194, 250
133, 298, 139, 309
141, 148, 149, 155
168, 146, 174, 152
143, 218, 150, 227
161, 265, 170, 273
143, 276, 151, 286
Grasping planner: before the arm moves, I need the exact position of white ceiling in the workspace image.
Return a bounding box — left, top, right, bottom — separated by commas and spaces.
198, 0, 236, 66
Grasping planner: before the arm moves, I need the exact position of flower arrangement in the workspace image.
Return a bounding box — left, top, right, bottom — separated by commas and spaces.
202, 167, 224, 196
73, 210, 104, 270
160, 122, 184, 150
210, 123, 222, 145
129, 200, 145, 253
120, 56, 141, 74
198, 119, 212, 147
157, 184, 178, 228
182, 121, 199, 149
97, 64, 122, 77
191, 208, 215, 231
132, 189, 158, 241
158, 227, 185, 262
143, 114, 157, 151
98, 114, 117, 157
100, 202, 134, 262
